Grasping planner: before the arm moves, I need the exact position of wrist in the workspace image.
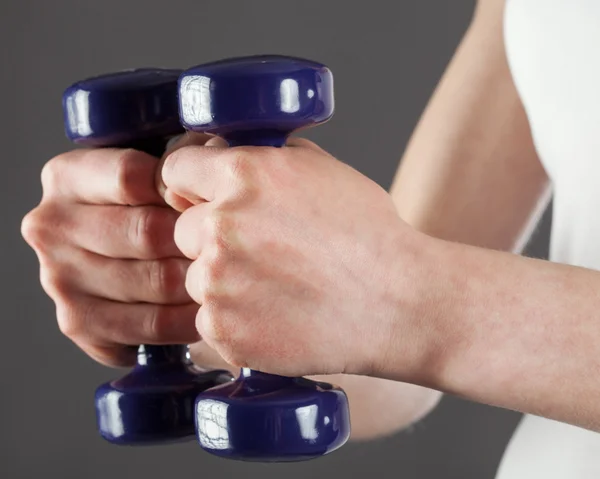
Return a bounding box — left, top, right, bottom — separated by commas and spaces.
370, 230, 468, 389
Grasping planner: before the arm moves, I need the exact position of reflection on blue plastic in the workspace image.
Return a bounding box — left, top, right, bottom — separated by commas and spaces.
196, 400, 230, 450
96, 390, 125, 439
65, 89, 92, 137
179, 75, 213, 126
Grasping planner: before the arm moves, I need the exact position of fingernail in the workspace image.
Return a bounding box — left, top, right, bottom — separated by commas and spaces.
166, 134, 184, 152
155, 157, 167, 199
205, 136, 229, 148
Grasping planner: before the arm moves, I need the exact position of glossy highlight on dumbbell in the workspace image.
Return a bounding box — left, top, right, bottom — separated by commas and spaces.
178, 55, 351, 461
62, 68, 234, 445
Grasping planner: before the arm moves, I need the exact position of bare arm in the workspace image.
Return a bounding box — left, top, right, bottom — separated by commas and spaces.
314, 0, 550, 440
149, 0, 600, 433
376, 0, 600, 432
391, 0, 549, 252
378, 234, 600, 432
175, 0, 549, 442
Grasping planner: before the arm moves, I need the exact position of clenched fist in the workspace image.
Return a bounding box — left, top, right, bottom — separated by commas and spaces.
160, 136, 426, 379
21, 134, 442, 440
21, 140, 205, 368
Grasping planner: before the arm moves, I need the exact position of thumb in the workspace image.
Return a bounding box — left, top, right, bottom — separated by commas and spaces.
155, 132, 212, 211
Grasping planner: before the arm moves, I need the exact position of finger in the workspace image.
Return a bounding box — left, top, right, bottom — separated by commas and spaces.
161, 145, 237, 203
74, 340, 138, 368
173, 202, 240, 260
65, 249, 191, 304
58, 297, 200, 346
156, 132, 213, 198
42, 148, 165, 206
189, 340, 236, 373
184, 250, 247, 307
184, 257, 207, 305
173, 204, 209, 259
64, 204, 184, 259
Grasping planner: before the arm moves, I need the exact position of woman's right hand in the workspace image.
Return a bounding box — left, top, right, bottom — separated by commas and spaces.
21, 146, 202, 368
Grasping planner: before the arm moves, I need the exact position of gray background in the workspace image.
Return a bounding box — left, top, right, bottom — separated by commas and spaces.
2, 0, 552, 478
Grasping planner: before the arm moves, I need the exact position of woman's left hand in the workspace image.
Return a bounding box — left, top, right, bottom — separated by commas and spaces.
159, 136, 433, 379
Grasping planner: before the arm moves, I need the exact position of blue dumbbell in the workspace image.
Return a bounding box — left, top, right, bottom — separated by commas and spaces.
178, 55, 351, 461
62, 68, 234, 445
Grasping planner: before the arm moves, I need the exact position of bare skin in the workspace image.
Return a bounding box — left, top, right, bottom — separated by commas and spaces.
20, 134, 434, 441
159, 0, 546, 437
25, 0, 599, 440
157, 0, 600, 431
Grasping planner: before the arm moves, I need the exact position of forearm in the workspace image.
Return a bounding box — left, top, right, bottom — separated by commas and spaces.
338, 0, 549, 437
383, 236, 600, 432
364, 0, 549, 438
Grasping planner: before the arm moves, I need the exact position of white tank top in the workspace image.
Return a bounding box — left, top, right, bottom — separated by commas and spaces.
498, 0, 600, 477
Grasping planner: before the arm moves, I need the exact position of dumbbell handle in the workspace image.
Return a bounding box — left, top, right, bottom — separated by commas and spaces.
124, 137, 170, 159
223, 132, 285, 148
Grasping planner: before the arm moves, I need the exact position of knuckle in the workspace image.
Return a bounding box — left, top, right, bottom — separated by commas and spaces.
40, 155, 66, 192
115, 149, 147, 205
56, 299, 87, 339
197, 306, 234, 346
21, 206, 57, 253
201, 286, 224, 308
226, 150, 254, 182
39, 266, 70, 299
21, 208, 43, 247
223, 152, 261, 202
130, 207, 169, 257
207, 206, 240, 250
203, 245, 228, 284
205, 210, 232, 245
146, 305, 173, 341
148, 259, 186, 300
194, 213, 236, 297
